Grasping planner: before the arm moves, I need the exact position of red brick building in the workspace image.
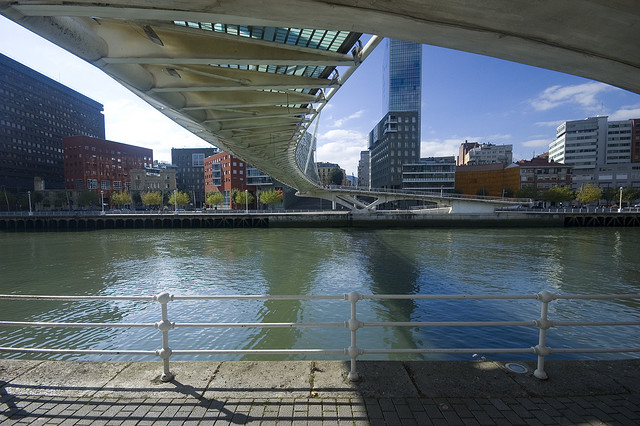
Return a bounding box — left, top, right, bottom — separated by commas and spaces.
204, 152, 251, 208
63, 135, 153, 199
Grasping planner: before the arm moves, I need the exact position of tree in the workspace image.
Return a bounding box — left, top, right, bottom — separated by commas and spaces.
169, 191, 190, 209
622, 187, 640, 204
575, 183, 601, 204
78, 190, 99, 208
541, 185, 574, 204
233, 190, 254, 209
111, 191, 132, 208
141, 191, 163, 209
516, 186, 539, 200
31, 191, 45, 209
502, 187, 515, 198
327, 167, 344, 186
206, 191, 224, 209
602, 187, 618, 205
230, 188, 240, 209
260, 189, 283, 208
476, 187, 489, 197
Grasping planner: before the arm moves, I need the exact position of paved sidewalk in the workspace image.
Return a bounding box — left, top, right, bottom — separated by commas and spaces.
1, 359, 639, 425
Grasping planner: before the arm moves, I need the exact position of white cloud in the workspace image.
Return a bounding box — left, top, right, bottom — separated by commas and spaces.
330, 109, 365, 128
316, 129, 368, 175
104, 98, 211, 162
522, 139, 551, 148
535, 120, 565, 128
608, 105, 640, 121
530, 82, 613, 112
420, 138, 464, 158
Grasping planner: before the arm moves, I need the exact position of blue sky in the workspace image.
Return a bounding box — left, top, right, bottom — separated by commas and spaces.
2, 16, 640, 176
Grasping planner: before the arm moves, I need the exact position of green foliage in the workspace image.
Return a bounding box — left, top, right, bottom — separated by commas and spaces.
327, 167, 344, 185
233, 190, 254, 207
476, 187, 489, 197
502, 187, 515, 198
541, 185, 574, 203
54, 191, 68, 208
111, 191, 131, 207
141, 191, 163, 208
575, 183, 601, 203
602, 187, 618, 204
78, 190, 99, 207
622, 187, 640, 203
516, 186, 539, 199
169, 191, 190, 208
260, 189, 283, 205
206, 191, 224, 208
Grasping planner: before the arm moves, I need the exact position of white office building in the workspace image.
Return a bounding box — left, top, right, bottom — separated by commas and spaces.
549, 116, 640, 189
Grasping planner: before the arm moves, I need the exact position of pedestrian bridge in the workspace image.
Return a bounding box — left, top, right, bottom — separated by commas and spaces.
2, 1, 638, 212
302, 186, 521, 213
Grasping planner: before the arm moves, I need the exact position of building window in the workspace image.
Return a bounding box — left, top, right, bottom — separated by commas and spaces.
101, 180, 110, 190
87, 179, 98, 189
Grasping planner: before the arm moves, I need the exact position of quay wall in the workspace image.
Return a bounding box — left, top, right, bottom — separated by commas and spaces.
1, 211, 639, 231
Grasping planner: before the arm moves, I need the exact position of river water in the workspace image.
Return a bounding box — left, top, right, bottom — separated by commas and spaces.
0, 227, 639, 362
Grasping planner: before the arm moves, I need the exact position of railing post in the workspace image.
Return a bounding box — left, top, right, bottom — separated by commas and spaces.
345, 291, 363, 381
154, 292, 175, 382
533, 290, 555, 380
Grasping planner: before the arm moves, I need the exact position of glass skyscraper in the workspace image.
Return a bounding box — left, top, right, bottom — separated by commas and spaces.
368, 40, 422, 189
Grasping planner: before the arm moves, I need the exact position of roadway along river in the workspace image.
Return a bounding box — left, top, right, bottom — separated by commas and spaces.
1, 227, 639, 362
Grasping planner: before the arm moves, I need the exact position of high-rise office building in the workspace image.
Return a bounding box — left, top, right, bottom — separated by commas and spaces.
369, 40, 422, 189
0, 53, 105, 193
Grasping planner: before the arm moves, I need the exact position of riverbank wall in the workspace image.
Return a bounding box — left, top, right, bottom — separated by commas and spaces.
1, 210, 639, 231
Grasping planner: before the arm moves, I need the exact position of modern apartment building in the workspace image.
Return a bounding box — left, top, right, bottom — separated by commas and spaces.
0, 53, 105, 193
549, 116, 640, 189
204, 151, 249, 209
402, 156, 456, 192
171, 147, 219, 208
63, 135, 153, 200
368, 40, 422, 189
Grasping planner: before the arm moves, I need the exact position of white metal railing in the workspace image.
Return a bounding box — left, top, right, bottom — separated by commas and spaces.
0, 291, 639, 382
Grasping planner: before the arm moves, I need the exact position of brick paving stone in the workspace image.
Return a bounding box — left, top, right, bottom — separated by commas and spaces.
394, 402, 412, 419
530, 409, 557, 425
472, 410, 497, 426
381, 409, 402, 426
510, 403, 534, 419
423, 403, 445, 419
501, 409, 527, 425
517, 397, 540, 411
490, 398, 511, 411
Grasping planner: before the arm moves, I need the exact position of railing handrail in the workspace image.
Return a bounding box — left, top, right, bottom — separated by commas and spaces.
1, 291, 639, 382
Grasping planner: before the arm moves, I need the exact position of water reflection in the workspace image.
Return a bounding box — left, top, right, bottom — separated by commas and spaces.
0, 227, 638, 361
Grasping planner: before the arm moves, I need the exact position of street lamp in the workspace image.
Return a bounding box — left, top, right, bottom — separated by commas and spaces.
100, 190, 104, 214
174, 189, 178, 213
618, 186, 623, 213
245, 189, 248, 213
28, 191, 32, 216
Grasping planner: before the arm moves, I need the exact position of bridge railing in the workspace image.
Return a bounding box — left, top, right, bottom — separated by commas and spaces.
0, 291, 639, 382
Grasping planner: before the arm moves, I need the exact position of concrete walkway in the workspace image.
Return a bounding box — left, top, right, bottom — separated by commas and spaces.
1, 358, 639, 425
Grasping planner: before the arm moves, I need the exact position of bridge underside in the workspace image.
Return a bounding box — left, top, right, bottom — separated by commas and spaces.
1, 1, 638, 203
